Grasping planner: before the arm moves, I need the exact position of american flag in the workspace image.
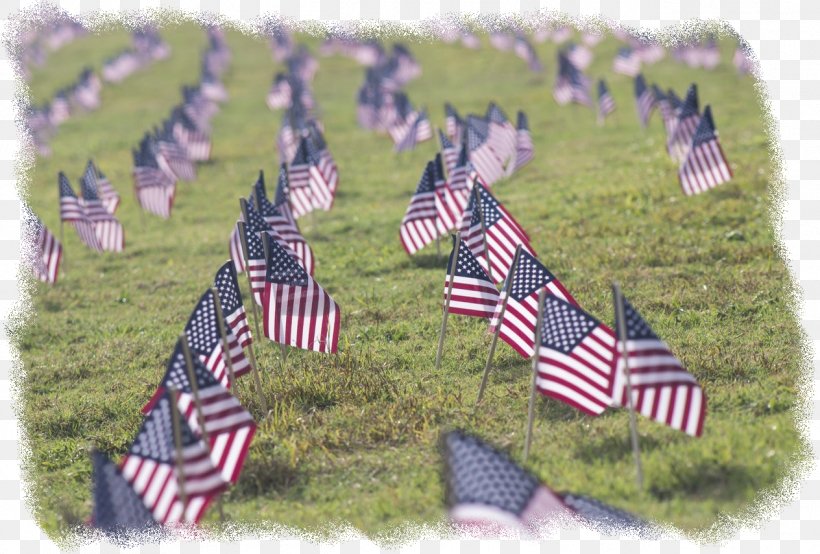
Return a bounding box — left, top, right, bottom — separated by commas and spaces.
514, 111, 534, 170
466, 117, 504, 186
399, 161, 442, 255
439, 129, 459, 173
267, 73, 293, 110
84, 160, 120, 214
394, 109, 433, 153
535, 294, 617, 416
565, 42, 592, 71
489, 251, 577, 359
213, 261, 252, 348
91, 450, 158, 533
156, 133, 196, 182
307, 122, 339, 207
613, 296, 706, 437
700, 37, 721, 70
459, 183, 534, 284
445, 102, 463, 143
613, 47, 641, 77
120, 391, 226, 525
447, 144, 472, 211
443, 431, 575, 534
597, 80, 616, 123
29, 216, 62, 284
444, 236, 500, 319
678, 105, 732, 196
132, 145, 176, 219
553, 53, 592, 107
652, 85, 677, 138
513, 35, 543, 72
170, 107, 211, 162
144, 343, 256, 484
261, 235, 341, 354
434, 153, 461, 234
80, 162, 125, 252
273, 163, 296, 226
634, 74, 655, 128
58, 172, 102, 251
288, 137, 322, 218
667, 84, 700, 163
485, 103, 517, 173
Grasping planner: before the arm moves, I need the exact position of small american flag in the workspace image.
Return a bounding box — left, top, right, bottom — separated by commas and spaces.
445, 102, 463, 143
489, 251, 577, 358
444, 236, 500, 319
485, 103, 517, 173
399, 161, 442, 255
513, 35, 543, 73
653, 85, 677, 138
613, 47, 641, 77
514, 111, 534, 170
447, 145, 472, 213
308, 122, 339, 207
80, 163, 125, 252
667, 84, 700, 163
83, 160, 120, 214
439, 129, 459, 173
565, 42, 593, 70
678, 105, 732, 196
145, 343, 256, 484
634, 74, 655, 128
120, 391, 226, 525
597, 80, 616, 123
261, 235, 341, 354
58, 172, 102, 251
273, 163, 297, 226
433, 153, 461, 234
91, 449, 158, 533
394, 109, 432, 153
29, 216, 62, 284
554, 53, 592, 107
214, 260, 252, 348
535, 294, 617, 416
459, 183, 534, 284
466, 117, 504, 186
288, 137, 323, 218
171, 107, 211, 162
613, 295, 706, 437
133, 142, 176, 219
156, 132, 196, 182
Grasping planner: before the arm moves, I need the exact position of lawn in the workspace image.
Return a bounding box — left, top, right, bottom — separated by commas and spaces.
14, 19, 809, 542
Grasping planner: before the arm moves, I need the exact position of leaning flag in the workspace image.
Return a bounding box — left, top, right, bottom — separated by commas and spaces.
460, 183, 534, 284
80, 163, 125, 252
144, 343, 256, 484
634, 74, 655, 128
58, 172, 102, 251
596, 80, 616, 124
444, 236, 500, 319
535, 294, 617, 416
213, 260, 252, 348
29, 216, 62, 284
120, 391, 226, 525
678, 106, 732, 196
515, 111, 534, 170
443, 430, 575, 534
399, 161, 442, 255
183, 289, 251, 387
261, 236, 341, 354
613, 295, 706, 437
91, 450, 158, 533
489, 250, 577, 359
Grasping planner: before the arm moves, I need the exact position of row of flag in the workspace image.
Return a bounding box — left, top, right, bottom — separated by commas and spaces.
18, 18, 87, 80
58, 160, 124, 253
101, 26, 171, 84
132, 26, 230, 219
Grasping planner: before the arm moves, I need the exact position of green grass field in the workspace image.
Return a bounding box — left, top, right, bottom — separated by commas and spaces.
15, 21, 809, 541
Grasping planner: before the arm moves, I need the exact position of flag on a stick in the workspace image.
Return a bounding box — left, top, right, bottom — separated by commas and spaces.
678, 105, 732, 196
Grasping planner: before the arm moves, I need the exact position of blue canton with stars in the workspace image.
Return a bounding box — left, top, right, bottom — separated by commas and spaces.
539, 295, 600, 354
80, 160, 100, 200
449, 238, 491, 281
517, 111, 529, 131
690, 105, 717, 147
58, 172, 77, 199
472, 184, 503, 228
678, 84, 699, 119
128, 392, 199, 463
275, 163, 290, 207
509, 251, 556, 302
616, 296, 660, 341
265, 238, 309, 286
92, 450, 158, 532
485, 102, 509, 125
214, 261, 244, 316
413, 161, 436, 195
161, 340, 220, 394
184, 290, 221, 357
243, 203, 273, 260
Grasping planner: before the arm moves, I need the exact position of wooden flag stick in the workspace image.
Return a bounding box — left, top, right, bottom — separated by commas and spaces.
179, 334, 225, 522
260, 232, 289, 362
168, 386, 188, 518
474, 185, 493, 282
612, 281, 644, 490
524, 289, 548, 462
435, 233, 461, 370
475, 244, 523, 407
236, 218, 264, 351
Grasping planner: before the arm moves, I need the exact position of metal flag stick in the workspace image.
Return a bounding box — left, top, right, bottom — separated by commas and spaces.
612, 281, 644, 490
474, 185, 494, 282
168, 386, 188, 520
260, 232, 289, 363
475, 244, 523, 407
524, 289, 548, 462
435, 233, 461, 370
179, 334, 225, 521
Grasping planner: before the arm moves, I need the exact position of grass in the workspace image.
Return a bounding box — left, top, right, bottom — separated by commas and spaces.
14, 20, 810, 542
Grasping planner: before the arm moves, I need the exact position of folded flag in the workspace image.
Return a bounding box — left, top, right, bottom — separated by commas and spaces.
261, 235, 341, 354
678, 105, 732, 196
444, 236, 500, 319
489, 251, 577, 358
91, 449, 158, 533
613, 295, 706, 437
535, 294, 617, 416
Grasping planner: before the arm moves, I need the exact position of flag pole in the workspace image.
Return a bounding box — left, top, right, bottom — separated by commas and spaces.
179, 333, 225, 522
168, 386, 188, 519
260, 232, 289, 363
524, 289, 548, 462
435, 233, 460, 370
474, 185, 493, 282
612, 281, 644, 490
475, 244, 522, 407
